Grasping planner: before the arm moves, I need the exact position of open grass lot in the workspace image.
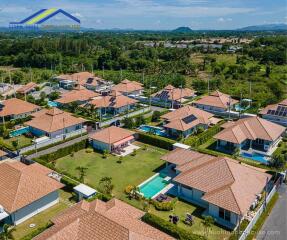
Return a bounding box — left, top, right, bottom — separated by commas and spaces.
150, 199, 231, 240
12, 190, 74, 240
55, 142, 167, 199
0, 135, 33, 150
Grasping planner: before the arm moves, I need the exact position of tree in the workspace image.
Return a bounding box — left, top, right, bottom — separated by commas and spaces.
0, 224, 14, 240
122, 117, 134, 129
49, 91, 60, 101
151, 111, 161, 122
102, 149, 108, 159
76, 166, 88, 183
11, 140, 18, 151
99, 177, 114, 195
271, 153, 285, 170
135, 115, 145, 127
202, 216, 214, 237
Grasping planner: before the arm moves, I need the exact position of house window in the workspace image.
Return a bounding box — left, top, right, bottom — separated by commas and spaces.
219, 207, 231, 222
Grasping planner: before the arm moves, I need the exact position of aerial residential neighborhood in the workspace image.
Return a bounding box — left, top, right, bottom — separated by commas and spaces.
0, 1, 286, 240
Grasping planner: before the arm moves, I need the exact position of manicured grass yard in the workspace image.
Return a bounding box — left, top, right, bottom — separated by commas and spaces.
12, 190, 74, 240
55, 142, 167, 199
150, 199, 231, 240
0, 135, 33, 150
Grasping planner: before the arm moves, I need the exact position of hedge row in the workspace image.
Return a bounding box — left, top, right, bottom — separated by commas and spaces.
229, 219, 250, 240
20, 222, 53, 240
142, 213, 206, 240
184, 123, 223, 147
60, 175, 79, 191
24, 132, 88, 156
137, 132, 176, 150
36, 140, 87, 162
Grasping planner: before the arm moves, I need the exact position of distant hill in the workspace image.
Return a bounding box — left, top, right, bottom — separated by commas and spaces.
237, 23, 287, 31
172, 27, 193, 33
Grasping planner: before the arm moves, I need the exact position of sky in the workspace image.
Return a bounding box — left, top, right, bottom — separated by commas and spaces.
0, 0, 286, 30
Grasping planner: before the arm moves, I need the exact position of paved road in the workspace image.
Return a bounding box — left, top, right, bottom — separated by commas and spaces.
26, 134, 89, 159
257, 184, 287, 240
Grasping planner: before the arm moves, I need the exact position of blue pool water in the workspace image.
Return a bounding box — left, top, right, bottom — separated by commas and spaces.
48, 101, 59, 107
138, 125, 166, 137
139, 174, 169, 198
240, 152, 269, 164
9, 127, 30, 137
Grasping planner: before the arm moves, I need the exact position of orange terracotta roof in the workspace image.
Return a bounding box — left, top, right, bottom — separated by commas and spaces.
90, 126, 134, 144
0, 161, 63, 213
34, 198, 174, 240
260, 98, 287, 115
16, 82, 37, 94
56, 87, 98, 104
112, 79, 144, 94
194, 90, 238, 109
152, 85, 195, 101
0, 149, 7, 157
25, 108, 85, 133
87, 92, 138, 109
0, 98, 41, 117
214, 117, 285, 144
169, 150, 271, 215
162, 105, 214, 131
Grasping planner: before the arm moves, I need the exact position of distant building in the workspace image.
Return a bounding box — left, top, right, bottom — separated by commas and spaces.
260, 99, 287, 126
90, 126, 135, 153
16, 82, 38, 95
112, 79, 144, 96
0, 161, 63, 226
33, 198, 173, 240
161, 105, 215, 138
0, 98, 41, 121
151, 85, 195, 108
193, 90, 238, 115
214, 117, 285, 155
161, 148, 271, 229
25, 108, 86, 138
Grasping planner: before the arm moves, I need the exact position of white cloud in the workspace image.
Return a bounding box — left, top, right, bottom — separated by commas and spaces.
217, 17, 232, 22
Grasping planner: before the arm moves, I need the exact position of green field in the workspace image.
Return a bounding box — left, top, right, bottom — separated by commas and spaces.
55, 142, 167, 199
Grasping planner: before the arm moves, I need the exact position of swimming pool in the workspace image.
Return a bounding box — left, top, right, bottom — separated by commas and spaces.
138, 125, 166, 137
139, 174, 170, 198
48, 101, 59, 107
240, 152, 269, 164
9, 127, 30, 137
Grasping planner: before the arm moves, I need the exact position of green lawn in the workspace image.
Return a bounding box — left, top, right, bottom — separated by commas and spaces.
55, 142, 167, 199
0, 135, 33, 150
12, 190, 74, 240
150, 199, 231, 240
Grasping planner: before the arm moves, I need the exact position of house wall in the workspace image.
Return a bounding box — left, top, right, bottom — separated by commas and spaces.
194, 103, 226, 113
208, 203, 238, 226
178, 185, 207, 207
91, 139, 111, 152
30, 124, 82, 138
11, 109, 41, 120
9, 191, 59, 225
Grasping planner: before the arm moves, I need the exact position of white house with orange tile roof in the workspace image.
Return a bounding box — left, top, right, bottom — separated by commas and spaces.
89, 126, 135, 153
33, 198, 174, 240
161, 148, 272, 229
151, 85, 195, 109
16, 82, 38, 95
161, 105, 215, 138
259, 99, 287, 127
85, 90, 138, 116
214, 116, 285, 156
25, 108, 86, 138
0, 98, 41, 121
0, 160, 63, 228
193, 90, 238, 115
112, 79, 144, 96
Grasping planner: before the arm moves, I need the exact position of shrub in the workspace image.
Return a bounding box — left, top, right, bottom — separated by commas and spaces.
137, 132, 176, 150
20, 222, 53, 240
60, 175, 79, 191
86, 148, 93, 153
142, 213, 206, 240
153, 198, 177, 211
124, 185, 134, 195
151, 111, 161, 122
131, 149, 137, 156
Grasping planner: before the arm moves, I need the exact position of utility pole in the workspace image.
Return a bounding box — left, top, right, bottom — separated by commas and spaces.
120, 68, 123, 81
249, 80, 252, 100
207, 75, 210, 95
102, 65, 105, 78
228, 96, 231, 121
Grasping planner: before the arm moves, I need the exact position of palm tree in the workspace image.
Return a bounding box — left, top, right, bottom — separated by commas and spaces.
99, 177, 114, 195
202, 216, 214, 238
76, 166, 88, 183
0, 224, 14, 240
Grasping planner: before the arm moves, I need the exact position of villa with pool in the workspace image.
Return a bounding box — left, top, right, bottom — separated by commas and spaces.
161, 105, 220, 138
25, 108, 86, 139
214, 116, 286, 163
0, 98, 41, 121
140, 148, 272, 229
